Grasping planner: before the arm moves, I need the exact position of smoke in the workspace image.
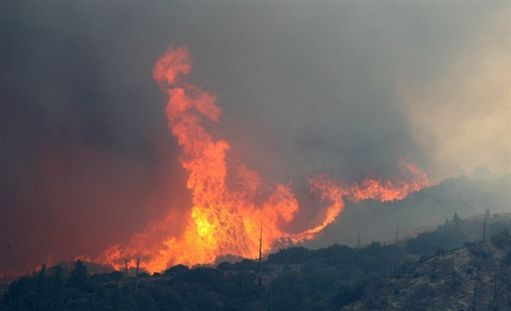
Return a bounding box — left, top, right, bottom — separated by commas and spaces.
304, 173, 511, 249
1, 2, 509, 273
401, 7, 511, 180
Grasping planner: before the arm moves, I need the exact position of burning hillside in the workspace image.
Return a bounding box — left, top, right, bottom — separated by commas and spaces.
99, 47, 430, 273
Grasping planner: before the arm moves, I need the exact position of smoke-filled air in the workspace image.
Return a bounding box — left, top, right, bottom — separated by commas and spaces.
97, 47, 430, 273
1, 3, 510, 296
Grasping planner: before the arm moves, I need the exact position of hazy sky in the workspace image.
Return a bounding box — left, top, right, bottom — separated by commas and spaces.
1, 2, 509, 273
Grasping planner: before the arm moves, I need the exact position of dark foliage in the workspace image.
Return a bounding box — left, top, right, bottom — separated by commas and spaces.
2, 214, 510, 310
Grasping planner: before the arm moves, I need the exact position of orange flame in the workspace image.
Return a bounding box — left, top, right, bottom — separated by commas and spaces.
99, 47, 430, 273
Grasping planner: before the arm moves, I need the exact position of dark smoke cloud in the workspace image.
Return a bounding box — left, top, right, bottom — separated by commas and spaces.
0, 2, 507, 273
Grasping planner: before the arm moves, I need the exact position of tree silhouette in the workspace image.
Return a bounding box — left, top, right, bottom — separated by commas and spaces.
67, 260, 88, 289
452, 212, 462, 228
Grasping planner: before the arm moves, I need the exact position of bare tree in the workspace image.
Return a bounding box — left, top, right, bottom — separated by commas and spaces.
357, 230, 361, 249
482, 209, 490, 242
492, 268, 498, 310
471, 270, 480, 311
124, 258, 129, 277
258, 220, 263, 287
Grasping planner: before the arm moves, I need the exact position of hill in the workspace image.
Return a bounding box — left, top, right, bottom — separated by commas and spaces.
304, 173, 511, 248
1, 213, 510, 310
344, 231, 511, 310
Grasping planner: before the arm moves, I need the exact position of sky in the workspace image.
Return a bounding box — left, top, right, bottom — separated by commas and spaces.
1, 2, 509, 274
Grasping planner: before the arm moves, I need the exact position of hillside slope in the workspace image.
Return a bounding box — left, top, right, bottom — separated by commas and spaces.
304, 174, 511, 248
1, 214, 510, 311
344, 232, 511, 310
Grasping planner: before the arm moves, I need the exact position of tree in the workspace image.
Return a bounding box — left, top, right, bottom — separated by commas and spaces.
482, 209, 490, 242
267, 272, 305, 311
135, 289, 159, 311
452, 212, 462, 228
51, 266, 65, 310
68, 260, 88, 290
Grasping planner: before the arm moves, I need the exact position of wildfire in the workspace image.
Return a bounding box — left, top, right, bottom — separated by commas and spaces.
99, 47, 430, 273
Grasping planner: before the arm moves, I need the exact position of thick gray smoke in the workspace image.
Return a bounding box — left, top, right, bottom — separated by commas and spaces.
1, 2, 509, 273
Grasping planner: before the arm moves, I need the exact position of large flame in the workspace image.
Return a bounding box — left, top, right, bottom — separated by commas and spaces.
99, 47, 430, 273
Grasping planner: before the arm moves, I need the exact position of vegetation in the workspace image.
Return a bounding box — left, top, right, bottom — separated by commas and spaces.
1, 213, 510, 310
405, 212, 511, 257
